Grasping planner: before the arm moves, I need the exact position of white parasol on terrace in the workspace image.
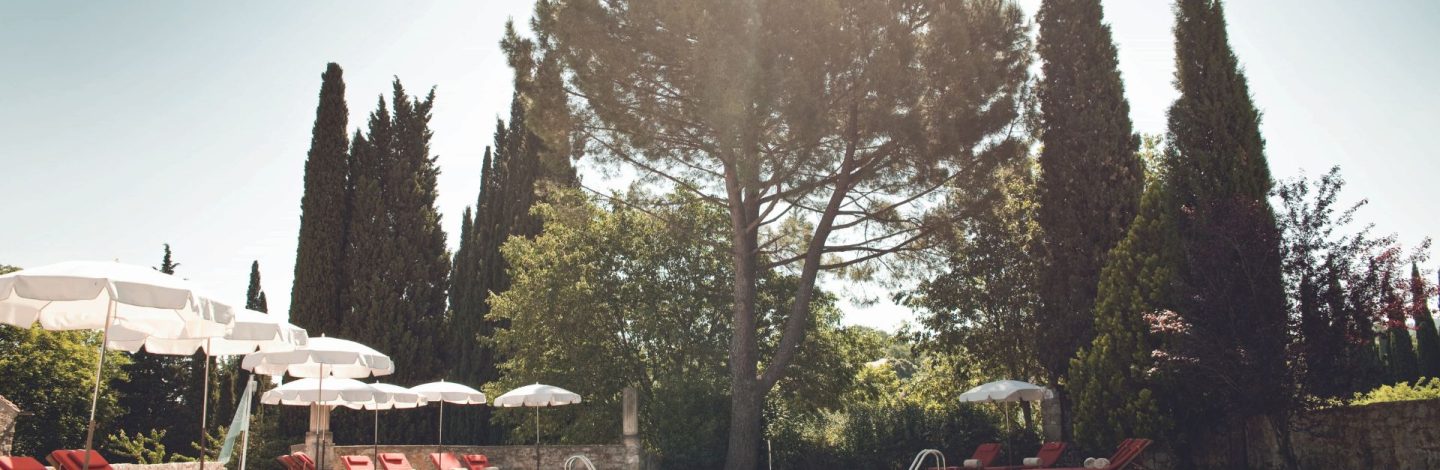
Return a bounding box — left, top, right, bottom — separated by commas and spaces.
493, 383, 581, 470
0, 261, 236, 469
411, 381, 487, 456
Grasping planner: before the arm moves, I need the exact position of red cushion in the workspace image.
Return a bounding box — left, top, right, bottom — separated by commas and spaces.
342, 455, 375, 470
461, 454, 488, 470
0, 457, 46, 470
429, 453, 461, 470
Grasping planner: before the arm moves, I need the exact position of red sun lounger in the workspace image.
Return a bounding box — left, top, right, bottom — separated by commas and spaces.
985, 441, 1068, 469
461, 454, 492, 470
1051, 439, 1152, 470
0, 456, 46, 470
277, 455, 301, 470
379, 453, 416, 470
935, 443, 1003, 470
292, 452, 318, 470
48, 450, 113, 470
343, 455, 376, 470
429, 453, 462, 470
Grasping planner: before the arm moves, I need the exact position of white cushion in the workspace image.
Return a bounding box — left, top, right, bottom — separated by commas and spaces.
1023, 457, 1040, 466
963, 459, 982, 468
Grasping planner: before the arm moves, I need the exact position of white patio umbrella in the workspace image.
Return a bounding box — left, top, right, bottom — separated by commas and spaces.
960, 380, 1053, 465
493, 383, 581, 470
243, 336, 394, 470
0, 261, 236, 468
106, 309, 308, 468
352, 383, 427, 461
411, 381, 486, 456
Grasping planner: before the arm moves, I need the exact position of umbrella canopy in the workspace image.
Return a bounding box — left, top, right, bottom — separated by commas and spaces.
959, 380, 1053, 403
108, 308, 308, 355
495, 384, 581, 469
360, 383, 426, 410
261, 378, 393, 407
0, 260, 234, 337
241, 336, 394, 378
0, 261, 237, 468
412, 381, 487, 405
493, 383, 582, 407
412, 381, 486, 453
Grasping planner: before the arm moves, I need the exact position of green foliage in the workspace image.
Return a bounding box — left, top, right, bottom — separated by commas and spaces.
290, 62, 350, 338
1412, 265, 1440, 378
1162, 0, 1290, 437
335, 80, 452, 445
1068, 180, 1175, 454
1034, 0, 1145, 398
1350, 377, 1440, 405
107, 429, 172, 464
0, 325, 128, 457
446, 30, 578, 440
912, 160, 1044, 382
489, 190, 861, 468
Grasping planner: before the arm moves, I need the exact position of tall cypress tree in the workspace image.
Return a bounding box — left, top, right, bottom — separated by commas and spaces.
337, 81, 451, 444
1033, 0, 1144, 437
1384, 270, 1419, 383
290, 62, 350, 338
246, 261, 268, 313
1163, 0, 1290, 462
1069, 179, 1175, 453
1422, 268, 1440, 378
446, 23, 578, 443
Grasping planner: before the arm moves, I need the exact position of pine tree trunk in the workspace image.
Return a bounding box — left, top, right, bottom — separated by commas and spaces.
724, 188, 762, 470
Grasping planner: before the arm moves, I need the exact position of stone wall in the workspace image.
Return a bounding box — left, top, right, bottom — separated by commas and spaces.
302, 444, 634, 470
0, 395, 19, 456
1162, 398, 1440, 469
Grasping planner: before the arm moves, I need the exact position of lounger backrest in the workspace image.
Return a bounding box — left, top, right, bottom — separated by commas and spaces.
379, 453, 415, 470
461, 454, 489, 470
1034, 442, 1067, 467
293, 452, 318, 470
429, 453, 461, 470
1102, 439, 1152, 470
342, 455, 376, 470
54, 450, 110, 470
0, 456, 47, 470
277, 455, 299, 470
973, 443, 1002, 467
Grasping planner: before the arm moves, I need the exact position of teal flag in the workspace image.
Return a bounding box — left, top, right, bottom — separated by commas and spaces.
217, 376, 257, 464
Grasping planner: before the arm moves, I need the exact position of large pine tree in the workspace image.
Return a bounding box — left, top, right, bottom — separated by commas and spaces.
1163, 0, 1291, 462
1033, 0, 1145, 438
446, 23, 578, 444
290, 62, 350, 338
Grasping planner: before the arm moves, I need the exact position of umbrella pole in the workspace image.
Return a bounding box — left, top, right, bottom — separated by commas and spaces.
200, 339, 212, 470
82, 300, 117, 470
535, 406, 541, 470
374, 408, 379, 462
438, 401, 445, 457
318, 370, 326, 470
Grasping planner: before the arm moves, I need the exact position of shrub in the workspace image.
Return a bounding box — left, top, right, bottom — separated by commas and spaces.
1351, 377, 1440, 405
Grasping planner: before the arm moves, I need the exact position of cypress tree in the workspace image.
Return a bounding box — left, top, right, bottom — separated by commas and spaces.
289, 62, 350, 338
246, 261, 268, 313
446, 25, 579, 443
1384, 270, 1419, 383
1422, 268, 1440, 378
1033, 0, 1145, 437
1162, 1, 1290, 461
337, 81, 451, 444
1069, 180, 1175, 453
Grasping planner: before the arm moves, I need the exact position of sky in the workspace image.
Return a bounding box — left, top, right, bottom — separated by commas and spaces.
1, 1, 1437, 332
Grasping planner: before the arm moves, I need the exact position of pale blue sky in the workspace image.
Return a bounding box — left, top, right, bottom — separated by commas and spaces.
1, 1, 1436, 331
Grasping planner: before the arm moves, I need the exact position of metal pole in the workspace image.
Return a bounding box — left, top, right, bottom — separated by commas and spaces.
82, 300, 117, 470
317, 369, 326, 470
437, 401, 445, 458
535, 406, 541, 470
374, 408, 380, 462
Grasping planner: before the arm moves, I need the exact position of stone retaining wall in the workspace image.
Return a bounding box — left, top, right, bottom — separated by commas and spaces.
0, 395, 19, 456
